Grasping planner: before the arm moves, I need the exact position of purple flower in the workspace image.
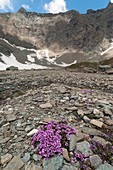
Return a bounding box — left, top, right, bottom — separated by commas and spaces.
32, 120, 76, 159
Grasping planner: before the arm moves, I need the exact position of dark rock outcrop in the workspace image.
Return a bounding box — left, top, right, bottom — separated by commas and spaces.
0, 2, 113, 69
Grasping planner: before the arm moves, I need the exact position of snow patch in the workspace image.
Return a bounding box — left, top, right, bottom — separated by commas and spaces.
0, 38, 77, 69
0, 53, 48, 70
0, 38, 14, 47
101, 42, 113, 55
55, 60, 77, 67
27, 54, 35, 63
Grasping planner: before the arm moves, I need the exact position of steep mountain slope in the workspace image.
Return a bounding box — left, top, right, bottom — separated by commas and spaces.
0, 2, 113, 70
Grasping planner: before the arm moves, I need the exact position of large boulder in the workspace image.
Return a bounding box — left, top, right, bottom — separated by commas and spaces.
6, 66, 18, 71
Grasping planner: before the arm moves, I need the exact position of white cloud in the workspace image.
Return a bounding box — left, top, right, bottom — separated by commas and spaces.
111, 0, 113, 3
22, 4, 30, 10
0, 0, 13, 11
44, 0, 67, 13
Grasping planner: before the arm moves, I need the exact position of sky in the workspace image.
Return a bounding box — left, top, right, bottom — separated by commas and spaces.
0, 0, 112, 14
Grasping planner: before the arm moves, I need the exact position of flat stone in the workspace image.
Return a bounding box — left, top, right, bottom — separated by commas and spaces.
81, 127, 102, 136
58, 87, 67, 93
43, 155, 63, 170
1, 154, 13, 165
104, 108, 112, 116
27, 129, 38, 137
50, 100, 56, 106
25, 163, 42, 170
97, 100, 110, 105
43, 117, 59, 123
25, 126, 33, 132
16, 120, 22, 127
0, 147, 2, 155
33, 154, 41, 161
75, 102, 84, 107
76, 132, 89, 142
69, 134, 76, 151
93, 109, 100, 115
96, 163, 113, 170
6, 114, 16, 122
70, 95, 78, 100
0, 137, 10, 144
24, 144, 29, 150
60, 99, 66, 103
77, 141, 93, 157
93, 136, 106, 145
105, 119, 113, 126
90, 154, 102, 169
5, 108, 13, 114
62, 148, 70, 162
90, 119, 103, 128
66, 107, 78, 111
3, 156, 24, 170
39, 103, 52, 109
63, 96, 69, 101
62, 165, 78, 170
83, 116, 90, 123
77, 110, 84, 116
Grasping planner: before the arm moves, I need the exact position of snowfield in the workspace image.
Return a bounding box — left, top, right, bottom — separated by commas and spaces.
0, 53, 48, 70
0, 38, 78, 70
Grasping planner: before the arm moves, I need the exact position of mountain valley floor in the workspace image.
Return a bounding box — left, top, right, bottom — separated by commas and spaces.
0, 69, 113, 170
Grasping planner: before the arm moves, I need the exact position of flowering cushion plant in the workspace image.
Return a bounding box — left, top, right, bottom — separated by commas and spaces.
32, 120, 90, 169
32, 120, 76, 159
31, 120, 113, 170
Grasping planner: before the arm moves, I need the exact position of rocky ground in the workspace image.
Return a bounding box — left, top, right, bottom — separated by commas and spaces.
0, 69, 113, 170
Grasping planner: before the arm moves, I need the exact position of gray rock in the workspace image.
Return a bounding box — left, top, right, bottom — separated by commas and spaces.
33, 154, 41, 161
22, 152, 30, 163
90, 154, 102, 169
0, 147, 2, 155
69, 134, 76, 151
83, 116, 90, 123
6, 115, 16, 122
70, 95, 78, 100
77, 141, 93, 157
96, 163, 113, 170
6, 66, 18, 71
104, 108, 112, 116
76, 132, 87, 142
97, 100, 110, 106
63, 97, 69, 101
77, 110, 84, 116
43, 155, 63, 170
81, 127, 102, 136
93, 136, 106, 145
16, 120, 22, 127
0, 119, 4, 127
25, 126, 33, 132
93, 108, 100, 115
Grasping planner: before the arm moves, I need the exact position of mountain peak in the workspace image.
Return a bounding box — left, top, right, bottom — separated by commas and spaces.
17, 7, 27, 13
106, 2, 113, 8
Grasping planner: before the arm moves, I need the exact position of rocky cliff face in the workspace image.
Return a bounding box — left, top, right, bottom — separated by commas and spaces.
0, 2, 113, 70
